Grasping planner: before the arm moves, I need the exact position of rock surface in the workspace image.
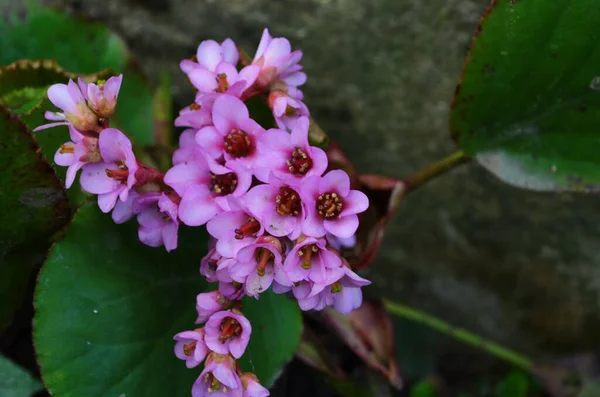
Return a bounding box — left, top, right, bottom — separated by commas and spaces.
43, 0, 600, 360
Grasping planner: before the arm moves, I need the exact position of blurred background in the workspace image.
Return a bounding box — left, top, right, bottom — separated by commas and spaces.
3, 0, 600, 396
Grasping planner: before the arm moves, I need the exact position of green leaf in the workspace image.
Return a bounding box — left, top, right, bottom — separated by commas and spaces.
0, 106, 70, 332
410, 380, 437, 397
34, 202, 208, 396
494, 370, 529, 397
239, 291, 303, 387
0, 1, 127, 73
451, 0, 600, 191
0, 355, 44, 397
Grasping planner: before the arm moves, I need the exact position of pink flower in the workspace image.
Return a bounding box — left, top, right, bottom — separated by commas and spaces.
79, 128, 138, 213
181, 39, 239, 75
219, 281, 246, 301
174, 93, 217, 130
207, 198, 264, 257
173, 328, 208, 369
229, 236, 290, 297
53, 125, 101, 188
111, 191, 140, 224
135, 192, 180, 252
204, 310, 252, 359
252, 28, 306, 89
240, 373, 270, 397
283, 237, 342, 284
253, 116, 327, 183
196, 291, 231, 324
77, 75, 122, 118
164, 149, 252, 226
34, 80, 101, 133
192, 353, 242, 397
244, 174, 305, 239
309, 266, 371, 314
300, 170, 369, 238
269, 87, 309, 132
196, 95, 265, 168
172, 129, 198, 165
201, 247, 223, 283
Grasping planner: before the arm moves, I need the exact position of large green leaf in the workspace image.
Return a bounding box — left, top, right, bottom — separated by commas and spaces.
451, 0, 600, 191
34, 202, 303, 395
239, 291, 303, 387
0, 2, 156, 146
0, 106, 70, 332
0, 355, 44, 397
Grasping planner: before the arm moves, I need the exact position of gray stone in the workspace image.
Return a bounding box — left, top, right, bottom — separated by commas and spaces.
43, 0, 600, 359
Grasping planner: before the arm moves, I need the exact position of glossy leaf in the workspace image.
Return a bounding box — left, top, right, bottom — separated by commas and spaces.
0, 355, 44, 397
495, 370, 529, 397
239, 290, 303, 387
34, 202, 209, 396
0, 106, 70, 332
451, 0, 600, 191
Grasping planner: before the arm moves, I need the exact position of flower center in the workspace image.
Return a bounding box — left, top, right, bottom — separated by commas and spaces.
216, 73, 230, 93
316, 192, 343, 219
286, 147, 313, 175
235, 217, 260, 239
218, 317, 242, 343
183, 341, 197, 356
225, 129, 252, 158
204, 373, 224, 392
210, 172, 238, 195
330, 281, 343, 293
105, 161, 129, 183
189, 103, 202, 111
298, 244, 318, 269
275, 186, 302, 216
255, 248, 273, 276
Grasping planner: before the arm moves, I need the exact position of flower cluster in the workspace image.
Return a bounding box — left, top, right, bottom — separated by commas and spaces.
37, 28, 370, 397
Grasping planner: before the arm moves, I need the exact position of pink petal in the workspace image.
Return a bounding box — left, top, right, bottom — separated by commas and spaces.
290, 116, 310, 147
179, 185, 219, 226
324, 214, 359, 239
98, 128, 132, 163
253, 28, 272, 61
54, 144, 75, 166
47, 84, 77, 114
97, 189, 122, 213
340, 189, 369, 216
245, 266, 274, 296
283, 71, 307, 86
221, 38, 239, 65
229, 334, 250, 359
212, 95, 249, 134
164, 161, 206, 196
302, 207, 327, 238
189, 69, 218, 93
44, 111, 66, 121
180, 59, 198, 74
333, 287, 363, 314
206, 210, 248, 240
65, 162, 84, 189
236, 64, 260, 88
138, 224, 163, 247
80, 163, 120, 194
212, 363, 238, 389
33, 121, 68, 132
309, 146, 328, 177
320, 169, 350, 196
195, 126, 224, 158
196, 40, 222, 71
103, 75, 123, 101
264, 38, 291, 66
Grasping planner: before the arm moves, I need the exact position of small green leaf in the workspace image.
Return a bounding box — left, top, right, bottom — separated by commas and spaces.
451, 0, 600, 191
495, 370, 529, 397
238, 291, 303, 387
0, 355, 44, 397
0, 106, 70, 332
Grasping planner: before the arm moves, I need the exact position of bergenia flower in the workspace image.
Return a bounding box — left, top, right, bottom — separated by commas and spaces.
240, 373, 270, 397
196, 95, 265, 167
252, 28, 306, 89
172, 129, 199, 165
173, 328, 208, 369
219, 280, 246, 301
244, 174, 305, 239
283, 237, 342, 284
80, 128, 138, 213
204, 310, 252, 359
253, 116, 327, 183
164, 149, 252, 226
34, 80, 101, 133
207, 198, 264, 258
268, 86, 309, 132
192, 353, 242, 397
300, 169, 369, 238
54, 125, 101, 188
189, 63, 260, 98
77, 74, 123, 118
228, 236, 290, 297
181, 39, 239, 75
174, 93, 217, 129
135, 192, 180, 252
309, 265, 371, 314
196, 291, 231, 324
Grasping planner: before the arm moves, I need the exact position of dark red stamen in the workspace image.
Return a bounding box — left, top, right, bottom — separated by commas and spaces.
275, 186, 302, 216
210, 172, 238, 195
298, 244, 318, 269
216, 73, 230, 93
316, 192, 343, 219
225, 129, 252, 158
183, 341, 196, 356
234, 217, 260, 239
286, 147, 313, 175
218, 317, 242, 343
255, 248, 273, 276
105, 168, 129, 182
